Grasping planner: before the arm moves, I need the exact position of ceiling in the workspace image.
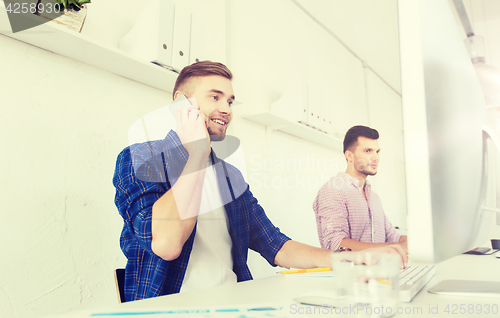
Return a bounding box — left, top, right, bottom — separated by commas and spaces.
296, 0, 500, 92
294, 0, 401, 94
450, 0, 500, 69
461, 0, 500, 23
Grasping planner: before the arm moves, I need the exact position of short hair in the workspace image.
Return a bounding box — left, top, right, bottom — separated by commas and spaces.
343, 125, 379, 153
172, 61, 233, 99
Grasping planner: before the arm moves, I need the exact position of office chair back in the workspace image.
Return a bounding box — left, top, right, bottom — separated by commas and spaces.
114, 268, 126, 303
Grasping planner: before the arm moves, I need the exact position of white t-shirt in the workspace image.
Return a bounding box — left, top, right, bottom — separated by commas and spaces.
179, 162, 237, 292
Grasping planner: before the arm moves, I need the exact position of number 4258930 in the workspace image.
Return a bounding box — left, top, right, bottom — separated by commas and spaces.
4, 2, 61, 14
444, 304, 498, 315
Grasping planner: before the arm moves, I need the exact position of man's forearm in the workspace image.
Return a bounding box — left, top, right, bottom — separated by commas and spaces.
339, 238, 400, 251
398, 235, 408, 253
151, 156, 207, 260
274, 239, 409, 270
274, 240, 332, 269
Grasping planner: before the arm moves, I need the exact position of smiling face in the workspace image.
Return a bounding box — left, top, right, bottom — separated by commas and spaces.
175, 75, 235, 141
346, 136, 380, 177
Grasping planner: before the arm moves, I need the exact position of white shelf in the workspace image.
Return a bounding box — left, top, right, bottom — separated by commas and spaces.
0, 4, 178, 93
242, 111, 343, 151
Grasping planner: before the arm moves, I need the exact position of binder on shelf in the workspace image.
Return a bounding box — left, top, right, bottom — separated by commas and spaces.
119, 0, 175, 70
189, 13, 206, 64
325, 94, 334, 134
308, 83, 322, 130
299, 81, 309, 124
318, 87, 329, 132
301, 101, 309, 125
172, 4, 192, 70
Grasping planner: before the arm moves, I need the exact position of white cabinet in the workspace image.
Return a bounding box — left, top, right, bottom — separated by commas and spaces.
119, 0, 201, 72
118, 0, 175, 70
265, 79, 339, 137
0, 1, 179, 93
242, 111, 343, 151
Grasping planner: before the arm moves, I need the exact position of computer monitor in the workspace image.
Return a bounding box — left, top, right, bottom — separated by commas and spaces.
398, 0, 498, 264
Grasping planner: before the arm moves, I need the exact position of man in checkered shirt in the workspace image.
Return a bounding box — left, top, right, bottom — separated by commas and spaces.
313, 125, 408, 252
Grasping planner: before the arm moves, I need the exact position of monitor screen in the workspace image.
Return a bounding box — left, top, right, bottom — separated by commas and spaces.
398, 0, 492, 263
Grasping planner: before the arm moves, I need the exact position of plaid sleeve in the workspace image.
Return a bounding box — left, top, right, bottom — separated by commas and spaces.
245, 189, 291, 266
113, 145, 168, 254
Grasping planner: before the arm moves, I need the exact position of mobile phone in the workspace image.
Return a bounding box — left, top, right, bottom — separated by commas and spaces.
169, 93, 192, 117
463, 247, 491, 255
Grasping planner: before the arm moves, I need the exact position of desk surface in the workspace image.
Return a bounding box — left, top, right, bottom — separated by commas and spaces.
46, 254, 500, 318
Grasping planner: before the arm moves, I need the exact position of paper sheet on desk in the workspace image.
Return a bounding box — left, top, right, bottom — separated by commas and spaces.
89, 303, 292, 318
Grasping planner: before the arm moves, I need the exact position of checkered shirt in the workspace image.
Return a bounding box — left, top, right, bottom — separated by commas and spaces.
113, 130, 290, 302
313, 172, 401, 250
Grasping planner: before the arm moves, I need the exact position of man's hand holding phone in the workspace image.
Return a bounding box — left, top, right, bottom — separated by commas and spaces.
151, 96, 211, 256
173, 96, 210, 160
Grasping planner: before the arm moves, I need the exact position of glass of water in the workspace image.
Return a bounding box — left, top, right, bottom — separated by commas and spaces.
331, 252, 400, 318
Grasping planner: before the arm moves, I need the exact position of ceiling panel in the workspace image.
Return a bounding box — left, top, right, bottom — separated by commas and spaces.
294, 0, 401, 94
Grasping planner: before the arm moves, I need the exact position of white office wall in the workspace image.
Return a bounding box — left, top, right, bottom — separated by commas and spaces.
0, 0, 404, 316
1, 1, 228, 317
365, 70, 406, 231
0, 34, 174, 317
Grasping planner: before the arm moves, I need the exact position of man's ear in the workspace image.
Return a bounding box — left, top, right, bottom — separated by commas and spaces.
173, 91, 182, 100
345, 150, 353, 162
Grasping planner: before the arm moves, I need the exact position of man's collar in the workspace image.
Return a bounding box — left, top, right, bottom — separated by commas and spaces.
337, 172, 370, 190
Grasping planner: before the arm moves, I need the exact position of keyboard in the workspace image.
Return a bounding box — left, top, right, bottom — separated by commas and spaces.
399, 265, 436, 302
293, 265, 436, 306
